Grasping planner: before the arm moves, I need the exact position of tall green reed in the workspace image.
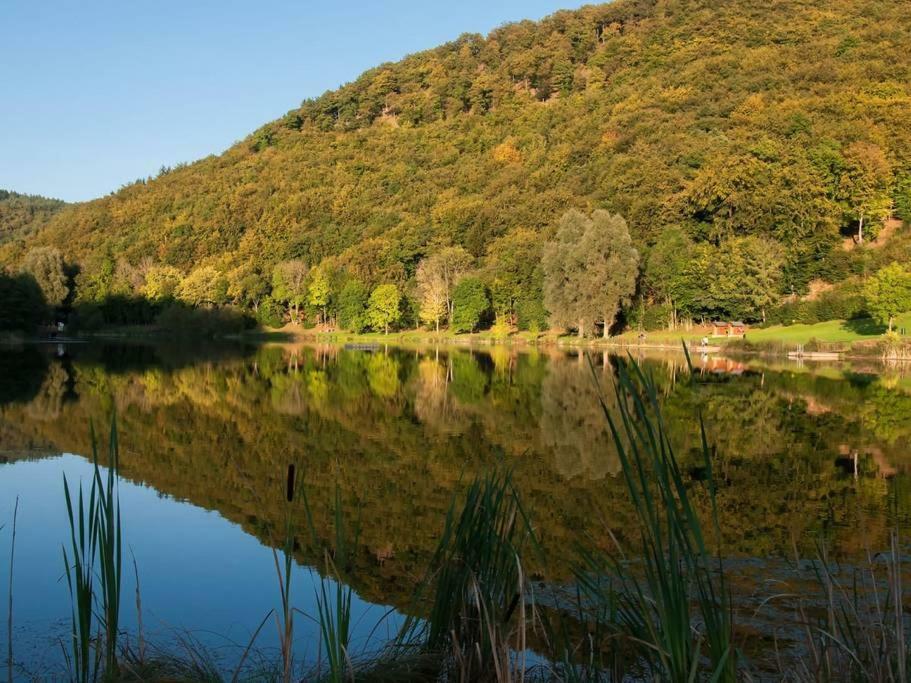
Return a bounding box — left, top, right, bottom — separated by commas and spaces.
62, 417, 124, 682
572, 351, 736, 681
400, 468, 539, 681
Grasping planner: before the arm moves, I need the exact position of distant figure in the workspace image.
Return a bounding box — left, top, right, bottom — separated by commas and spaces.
638, 332, 646, 344
701, 336, 709, 348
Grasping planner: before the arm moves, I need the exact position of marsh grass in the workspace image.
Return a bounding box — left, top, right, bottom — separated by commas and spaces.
62, 417, 124, 683
398, 468, 541, 682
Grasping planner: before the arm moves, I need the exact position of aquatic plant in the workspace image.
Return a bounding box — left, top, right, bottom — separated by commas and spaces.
61, 418, 123, 682
569, 350, 736, 680
399, 468, 539, 681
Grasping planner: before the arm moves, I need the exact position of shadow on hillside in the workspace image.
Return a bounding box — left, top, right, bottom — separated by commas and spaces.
842, 317, 887, 337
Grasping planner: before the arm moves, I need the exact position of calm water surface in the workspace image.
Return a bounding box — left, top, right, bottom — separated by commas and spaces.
1, 341, 910, 676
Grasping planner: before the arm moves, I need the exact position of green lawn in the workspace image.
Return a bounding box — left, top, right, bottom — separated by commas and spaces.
612, 314, 911, 348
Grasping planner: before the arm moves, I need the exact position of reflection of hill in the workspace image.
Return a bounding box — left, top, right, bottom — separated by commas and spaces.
0, 344, 906, 610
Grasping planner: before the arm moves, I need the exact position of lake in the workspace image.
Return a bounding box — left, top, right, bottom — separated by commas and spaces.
1, 340, 909, 677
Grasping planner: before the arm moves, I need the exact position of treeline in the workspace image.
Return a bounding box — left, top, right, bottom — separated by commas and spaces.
6, 203, 911, 338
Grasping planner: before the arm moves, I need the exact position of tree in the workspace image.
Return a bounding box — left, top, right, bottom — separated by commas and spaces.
143, 265, 183, 302
272, 260, 309, 322
483, 229, 544, 327
307, 264, 332, 326
841, 142, 893, 244
864, 263, 911, 332
366, 284, 401, 334
178, 266, 225, 307
227, 265, 269, 312
337, 279, 369, 332
451, 277, 491, 333
644, 226, 694, 329
543, 209, 640, 338
0, 271, 48, 332
415, 246, 473, 331
21, 247, 68, 307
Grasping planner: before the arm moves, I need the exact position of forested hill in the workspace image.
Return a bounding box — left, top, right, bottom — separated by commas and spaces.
0, 190, 66, 245
4, 0, 911, 328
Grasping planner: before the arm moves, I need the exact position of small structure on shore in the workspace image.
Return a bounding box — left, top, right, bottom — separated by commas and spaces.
711, 321, 747, 337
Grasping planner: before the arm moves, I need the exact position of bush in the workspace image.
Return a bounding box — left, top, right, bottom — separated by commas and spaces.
515, 297, 547, 332
765, 283, 866, 326
256, 296, 284, 329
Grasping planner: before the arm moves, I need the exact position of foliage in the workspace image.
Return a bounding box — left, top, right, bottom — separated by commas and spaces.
450, 276, 490, 333
543, 209, 639, 337
6, 0, 911, 330
0, 271, 48, 332
177, 266, 227, 307
271, 260, 308, 321
864, 263, 911, 331
366, 284, 401, 334
337, 279, 369, 333
415, 246, 472, 331
21, 246, 69, 307
0, 190, 65, 244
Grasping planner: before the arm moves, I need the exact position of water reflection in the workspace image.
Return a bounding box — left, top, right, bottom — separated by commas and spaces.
1, 341, 910, 610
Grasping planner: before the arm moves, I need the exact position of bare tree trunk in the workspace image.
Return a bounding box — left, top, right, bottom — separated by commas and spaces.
578, 320, 585, 339
603, 313, 610, 339
858, 212, 865, 244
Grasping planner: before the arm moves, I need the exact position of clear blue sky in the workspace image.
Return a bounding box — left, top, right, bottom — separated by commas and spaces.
1, 0, 575, 202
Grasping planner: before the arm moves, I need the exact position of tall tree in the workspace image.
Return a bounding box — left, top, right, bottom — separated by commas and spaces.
307, 264, 332, 326
483, 228, 544, 327
864, 263, 911, 332
272, 260, 308, 322
21, 246, 68, 307
543, 209, 640, 338
415, 246, 473, 331
366, 284, 401, 335
841, 142, 893, 244
337, 278, 369, 332
451, 276, 491, 333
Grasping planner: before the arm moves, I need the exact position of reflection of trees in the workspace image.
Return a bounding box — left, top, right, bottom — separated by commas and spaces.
367, 353, 400, 399
3, 344, 910, 611
0, 347, 48, 406
25, 362, 69, 421
540, 354, 619, 480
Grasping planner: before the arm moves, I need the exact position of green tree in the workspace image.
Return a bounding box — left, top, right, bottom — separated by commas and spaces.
644, 226, 694, 328
841, 142, 893, 244
307, 264, 332, 326
483, 229, 544, 327
543, 210, 640, 338
0, 271, 48, 332
451, 277, 491, 333
337, 279, 369, 332
864, 263, 911, 332
416, 246, 473, 331
21, 246, 68, 307
366, 284, 401, 334
272, 260, 309, 322
227, 265, 270, 313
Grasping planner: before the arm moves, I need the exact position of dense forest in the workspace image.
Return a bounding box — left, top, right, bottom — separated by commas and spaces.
0, 190, 66, 245
3, 0, 911, 335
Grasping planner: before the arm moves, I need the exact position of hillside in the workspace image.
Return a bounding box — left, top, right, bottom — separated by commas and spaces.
3, 0, 911, 329
0, 189, 66, 245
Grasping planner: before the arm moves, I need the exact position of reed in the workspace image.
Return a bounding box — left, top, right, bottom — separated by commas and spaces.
61, 417, 124, 683
570, 351, 736, 681
399, 468, 539, 681
273, 463, 298, 683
